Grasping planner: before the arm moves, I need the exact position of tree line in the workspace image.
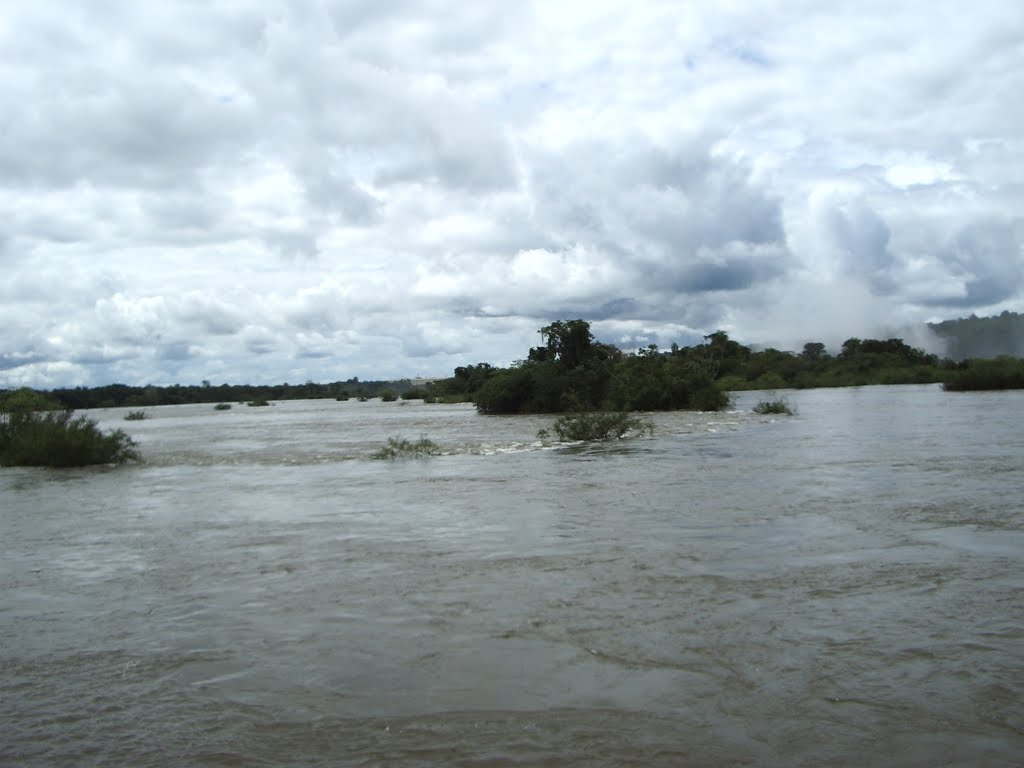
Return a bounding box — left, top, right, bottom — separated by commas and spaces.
4, 318, 1024, 417
422, 321, 1024, 407
18, 377, 422, 410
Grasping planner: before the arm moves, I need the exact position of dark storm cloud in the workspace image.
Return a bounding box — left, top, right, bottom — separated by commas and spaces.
674, 257, 782, 293
927, 221, 1023, 308
823, 197, 898, 293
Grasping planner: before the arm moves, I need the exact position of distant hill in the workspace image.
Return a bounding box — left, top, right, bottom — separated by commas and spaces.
929, 311, 1024, 361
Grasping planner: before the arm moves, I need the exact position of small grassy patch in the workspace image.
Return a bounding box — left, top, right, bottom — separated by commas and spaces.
371, 436, 442, 460
214, 402, 232, 410
247, 399, 271, 407
124, 410, 147, 421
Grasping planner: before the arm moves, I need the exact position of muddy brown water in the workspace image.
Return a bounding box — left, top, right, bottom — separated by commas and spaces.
2, 385, 1022, 766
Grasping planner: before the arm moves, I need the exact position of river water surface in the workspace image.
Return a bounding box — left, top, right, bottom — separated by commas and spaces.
2, 385, 1022, 766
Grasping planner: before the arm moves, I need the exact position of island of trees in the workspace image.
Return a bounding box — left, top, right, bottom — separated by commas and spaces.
420, 319, 1024, 411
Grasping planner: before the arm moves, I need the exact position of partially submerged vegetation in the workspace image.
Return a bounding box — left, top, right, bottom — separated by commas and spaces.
753, 399, 794, 415
0, 388, 139, 468
124, 410, 147, 421
539, 412, 654, 442
214, 402, 232, 410
371, 436, 442, 460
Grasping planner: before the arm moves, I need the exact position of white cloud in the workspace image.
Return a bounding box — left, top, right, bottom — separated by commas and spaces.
1, 0, 1022, 388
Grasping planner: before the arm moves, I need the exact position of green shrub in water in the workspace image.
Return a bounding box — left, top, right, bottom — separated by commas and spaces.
371, 436, 442, 460
124, 410, 147, 421
0, 409, 140, 467
753, 399, 794, 415
540, 411, 654, 442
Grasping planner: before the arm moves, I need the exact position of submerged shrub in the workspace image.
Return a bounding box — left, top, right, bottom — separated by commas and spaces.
0, 409, 140, 467
124, 410, 147, 421
379, 389, 398, 402
214, 402, 232, 410
753, 399, 794, 415
371, 436, 442, 460
542, 411, 654, 442
247, 399, 271, 407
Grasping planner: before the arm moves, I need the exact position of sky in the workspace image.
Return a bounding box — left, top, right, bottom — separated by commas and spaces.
2, 1, 1023, 388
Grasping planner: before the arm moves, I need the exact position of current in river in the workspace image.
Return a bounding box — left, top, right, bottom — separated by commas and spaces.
2, 385, 1022, 766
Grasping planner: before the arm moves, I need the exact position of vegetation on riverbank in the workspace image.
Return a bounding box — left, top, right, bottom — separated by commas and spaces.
942, 357, 1024, 391
0, 388, 139, 468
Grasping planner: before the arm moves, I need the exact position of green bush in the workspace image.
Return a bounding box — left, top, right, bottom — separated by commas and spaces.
541, 412, 654, 442
379, 389, 398, 402
247, 399, 271, 407
0, 409, 140, 467
753, 399, 794, 415
371, 436, 442, 459
214, 402, 232, 410
124, 410, 147, 421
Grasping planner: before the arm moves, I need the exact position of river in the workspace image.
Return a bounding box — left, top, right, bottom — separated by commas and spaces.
2, 385, 1022, 766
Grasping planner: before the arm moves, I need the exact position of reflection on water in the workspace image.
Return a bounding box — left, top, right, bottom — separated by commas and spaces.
2, 386, 1022, 766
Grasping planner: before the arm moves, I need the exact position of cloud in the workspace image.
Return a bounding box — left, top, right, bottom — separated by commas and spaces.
929, 220, 1023, 308
1, 0, 1022, 388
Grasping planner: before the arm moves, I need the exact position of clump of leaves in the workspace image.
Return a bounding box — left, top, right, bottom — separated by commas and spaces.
214, 402, 232, 410
124, 410, 147, 421
247, 399, 271, 407
540, 411, 654, 442
379, 389, 398, 402
371, 436, 442, 460
753, 399, 794, 415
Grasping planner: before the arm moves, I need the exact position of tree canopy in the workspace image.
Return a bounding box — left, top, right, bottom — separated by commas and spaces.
473, 319, 729, 414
